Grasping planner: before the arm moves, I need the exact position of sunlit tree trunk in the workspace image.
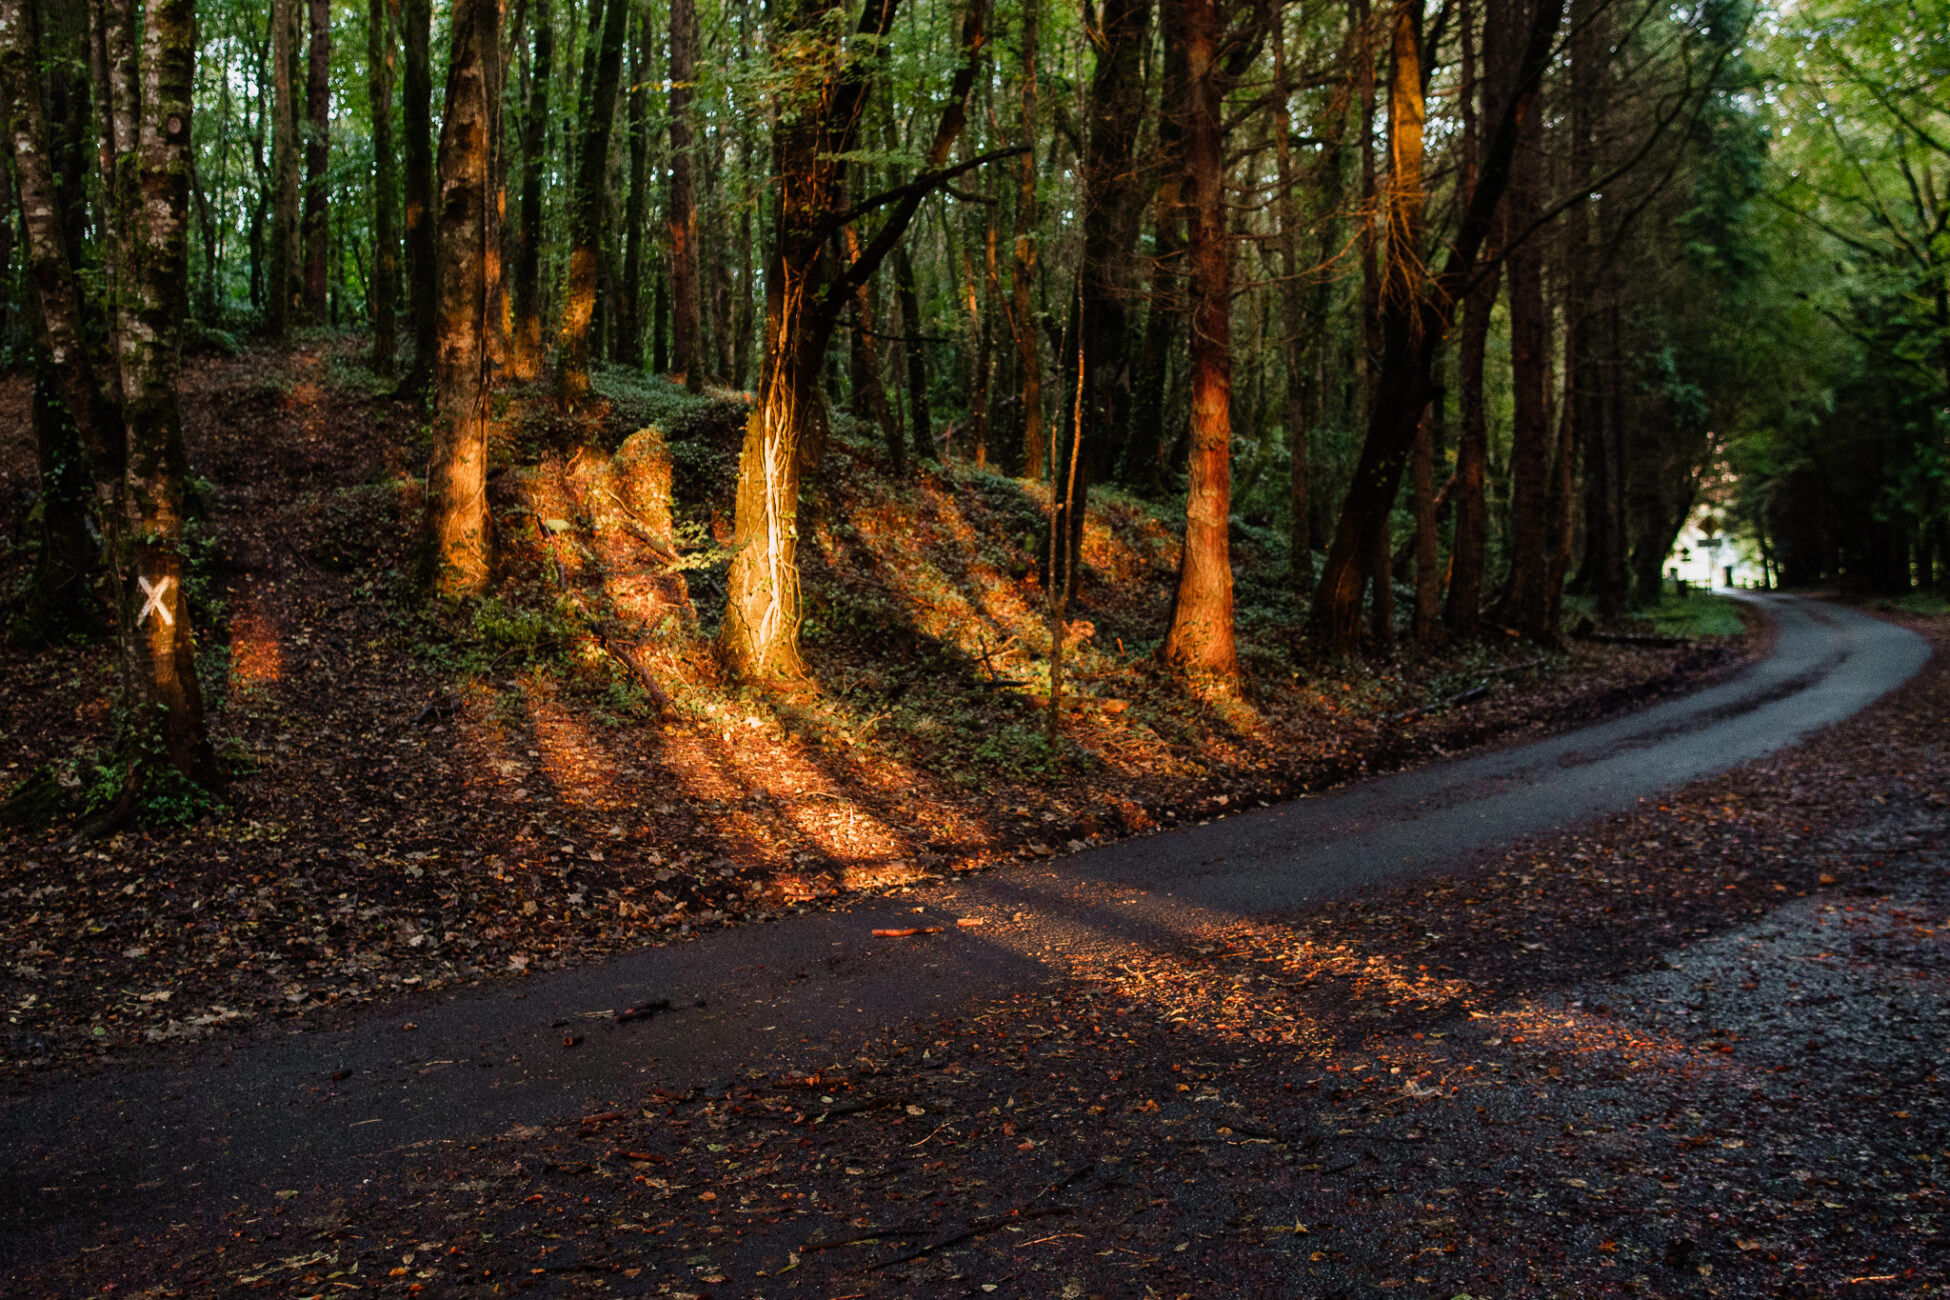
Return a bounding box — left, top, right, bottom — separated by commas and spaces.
720, 0, 991, 680
1158, 0, 1235, 681
422, 0, 503, 597
556, 0, 626, 401
667, 0, 702, 385
301, 0, 328, 318
1311, 0, 1565, 654
1010, 0, 1043, 479
400, 0, 436, 396
367, 0, 398, 376
269, 0, 299, 340
508, 0, 550, 379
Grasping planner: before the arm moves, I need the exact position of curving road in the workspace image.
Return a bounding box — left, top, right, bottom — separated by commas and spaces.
0, 594, 1928, 1265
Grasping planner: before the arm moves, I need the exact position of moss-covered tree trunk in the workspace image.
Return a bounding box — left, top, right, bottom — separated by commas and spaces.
422, 0, 503, 597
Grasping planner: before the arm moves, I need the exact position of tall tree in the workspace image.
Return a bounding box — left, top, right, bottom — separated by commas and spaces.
1157, 0, 1236, 679
895, 243, 934, 461
422, 0, 504, 596
269, 0, 300, 339
1445, 0, 1490, 637
1009, 0, 1044, 478
509, 0, 551, 379
1059, 0, 1151, 594
301, 0, 329, 318
718, 0, 1001, 679
5, 0, 218, 802
556, 0, 627, 399
666, 0, 702, 384
367, 0, 398, 375
617, 2, 652, 366
1309, 0, 1567, 653
399, 0, 436, 395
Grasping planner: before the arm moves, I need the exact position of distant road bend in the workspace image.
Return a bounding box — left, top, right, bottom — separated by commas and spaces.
0, 594, 1929, 1264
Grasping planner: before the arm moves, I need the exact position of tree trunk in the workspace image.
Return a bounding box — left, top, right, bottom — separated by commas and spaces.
1271, 15, 1310, 567
617, 2, 651, 367
1311, 0, 1565, 653
1010, 0, 1043, 479
1125, 13, 1186, 500
1445, 0, 1493, 638
720, 0, 990, 680
367, 0, 397, 375
399, 0, 436, 395
422, 0, 503, 597
964, 237, 991, 468
104, 0, 220, 788
1499, 90, 1551, 640
896, 243, 933, 461
1062, 0, 1151, 589
556, 0, 626, 401
7, 0, 99, 645
1158, 0, 1235, 681
301, 0, 328, 318
667, 0, 702, 385
847, 229, 904, 471
508, 0, 550, 379
1411, 403, 1440, 645
269, 0, 300, 340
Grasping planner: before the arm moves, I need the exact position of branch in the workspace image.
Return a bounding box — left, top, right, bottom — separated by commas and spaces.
818, 144, 1026, 239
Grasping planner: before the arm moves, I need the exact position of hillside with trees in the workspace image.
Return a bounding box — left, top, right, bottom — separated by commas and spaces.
0, 0, 1942, 997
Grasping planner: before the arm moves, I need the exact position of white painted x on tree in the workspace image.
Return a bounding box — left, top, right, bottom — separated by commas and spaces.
137, 575, 175, 626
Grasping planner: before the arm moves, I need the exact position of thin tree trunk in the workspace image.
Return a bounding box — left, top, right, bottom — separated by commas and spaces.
964, 237, 990, 468
1272, 14, 1310, 567
422, 0, 503, 596
400, 0, 435, 395
1497, 0, 1552, 642
556, 0, 626, 400
508, 0, 549, 379
896, 243, 933, 461
1010, 0, 1042, 479
1411, 403, 1440, 645
301, 0, 328, 318
666, 0, 702, 384
617, 2, 650, 367
1125, 20, 1186, 500
1158, 0, 1235, 680
367, 0, 397, 375
1445, 0, 1491, 637
847, 228, 903, 471
269, 0, 299, 339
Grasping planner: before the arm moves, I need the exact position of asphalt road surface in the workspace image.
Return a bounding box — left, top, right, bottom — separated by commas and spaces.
0, 594, 1928, 1267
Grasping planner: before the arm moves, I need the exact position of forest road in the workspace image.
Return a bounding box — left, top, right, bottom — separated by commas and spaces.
0, 594, 1929, 1264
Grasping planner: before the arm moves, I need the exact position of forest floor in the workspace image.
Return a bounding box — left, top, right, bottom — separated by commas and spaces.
7, 610, 1946, 1299
0, 333, 1759, 1081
